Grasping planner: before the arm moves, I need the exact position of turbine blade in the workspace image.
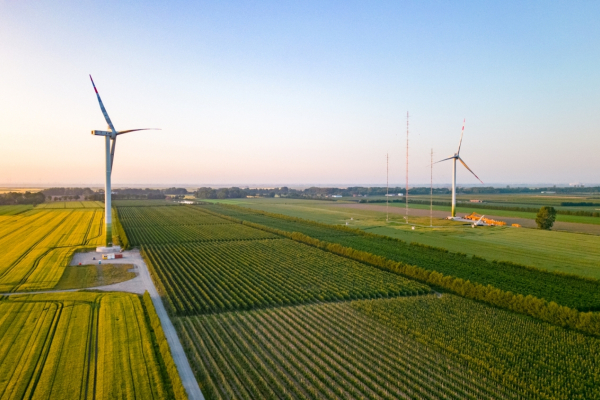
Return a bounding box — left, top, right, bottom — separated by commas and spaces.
458, 157, 483, 184
89, 75, 117, 135
116, 128, 161, 135
433, 156, 456, 165
110, 137, 117, 173
457, 119, 465, 155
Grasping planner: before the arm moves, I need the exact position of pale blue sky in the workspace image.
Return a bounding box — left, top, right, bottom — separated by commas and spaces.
1, 1, 599, 186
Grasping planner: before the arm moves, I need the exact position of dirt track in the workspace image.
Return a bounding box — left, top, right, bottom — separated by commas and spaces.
333, 203, 600, 235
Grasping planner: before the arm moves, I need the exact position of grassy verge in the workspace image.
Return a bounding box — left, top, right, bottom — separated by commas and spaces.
53, 264, 136, 290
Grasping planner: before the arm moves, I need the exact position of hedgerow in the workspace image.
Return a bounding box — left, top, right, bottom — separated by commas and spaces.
200, 203, 600, 311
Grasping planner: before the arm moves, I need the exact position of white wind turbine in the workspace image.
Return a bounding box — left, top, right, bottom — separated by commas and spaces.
435, 120, 483, 218
89, 75, 158, 249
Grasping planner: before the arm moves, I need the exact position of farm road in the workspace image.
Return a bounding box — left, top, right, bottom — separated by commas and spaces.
334, 203, 600, 234
79, 250, 205, 400
4, 250, 205, 400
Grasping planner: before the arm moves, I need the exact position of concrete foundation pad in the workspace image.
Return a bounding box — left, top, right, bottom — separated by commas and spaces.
96, 246, 122, 253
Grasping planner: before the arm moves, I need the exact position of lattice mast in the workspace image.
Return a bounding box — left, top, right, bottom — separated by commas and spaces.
430, 148, 433, 227
386, 153, 389, 222
405, 111, 409, 223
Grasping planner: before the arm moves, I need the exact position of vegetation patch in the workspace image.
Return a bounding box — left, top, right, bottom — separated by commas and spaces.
53, 263, 136, 290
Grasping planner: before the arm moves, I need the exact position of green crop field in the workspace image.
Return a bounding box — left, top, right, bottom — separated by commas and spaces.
178, 294, 600, 400
0, 291, 178, 399
0, 205, 33, 216
113, 203, 600, 399
144, 240, 429, 315
210, 198, 600, 279
198, 203, 600, 310
0, 208, 105, 292
119, 205, 277, 245
36, 201, 104, 209
117, 205, 428, 315
114, 199, 181, 207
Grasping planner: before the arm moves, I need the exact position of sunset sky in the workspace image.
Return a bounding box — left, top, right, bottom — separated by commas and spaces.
1, 1, 599, 186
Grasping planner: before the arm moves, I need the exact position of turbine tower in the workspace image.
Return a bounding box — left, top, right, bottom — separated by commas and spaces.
89, 75, 157, 248
435, 119, 483, 218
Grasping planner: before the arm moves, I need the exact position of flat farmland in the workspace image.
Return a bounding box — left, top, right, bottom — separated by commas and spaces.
36, 201, 104, 209
118, 205, 277, 245
0, 205, 33, 216
199, 203, 600, 310
0, 291, 177, 400
178, 294, 600, 400
210, 198, 600, 279
144, 239, 429, 315
0, 208, 105, 292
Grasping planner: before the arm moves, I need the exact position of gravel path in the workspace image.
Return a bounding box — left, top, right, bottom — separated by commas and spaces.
4, 250, 205, 400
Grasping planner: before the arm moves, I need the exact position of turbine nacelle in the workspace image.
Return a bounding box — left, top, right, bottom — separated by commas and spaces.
91, 129, 156, 138
91, 130, 112, 137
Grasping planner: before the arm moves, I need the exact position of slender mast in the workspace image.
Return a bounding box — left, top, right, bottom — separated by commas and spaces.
386, 153, 389, 222
430, 148, 433, 227
405, 111, 409, 223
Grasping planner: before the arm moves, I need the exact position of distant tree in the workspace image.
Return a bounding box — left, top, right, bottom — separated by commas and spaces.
536, 206, 557, 230
216, 189, 229, 199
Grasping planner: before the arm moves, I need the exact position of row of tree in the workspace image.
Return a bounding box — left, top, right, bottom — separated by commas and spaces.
193, 185, 600, 199
0, 192, 46, 205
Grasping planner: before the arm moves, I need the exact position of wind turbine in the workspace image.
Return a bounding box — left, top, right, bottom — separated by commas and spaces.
435, 120, 483, 218
89, 75, 158, 249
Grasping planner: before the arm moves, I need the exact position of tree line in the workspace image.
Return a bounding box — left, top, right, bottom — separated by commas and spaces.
0, 191, 45, 205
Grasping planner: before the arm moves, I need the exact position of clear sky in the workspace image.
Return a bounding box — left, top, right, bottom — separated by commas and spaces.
1, 0, 599, 186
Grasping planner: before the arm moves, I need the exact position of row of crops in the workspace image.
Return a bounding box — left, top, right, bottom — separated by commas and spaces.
180, 299, 529, 400
351, 295, 600, 400
36, 201, 104, 209
114, 199, 182, 207
127, 223, 278, 245
118, 205, 231, 226
196, 204, 358, 238
0, 205, 32, 215
144, 239, 429, 315
202, 204, 600, 311
118, 206, 278, 245
0, 292, 179, 400
0, 209, 105, 292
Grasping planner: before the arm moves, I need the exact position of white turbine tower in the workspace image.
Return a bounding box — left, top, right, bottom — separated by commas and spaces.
435, 119, 483, 218
89, 75, 158, 249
